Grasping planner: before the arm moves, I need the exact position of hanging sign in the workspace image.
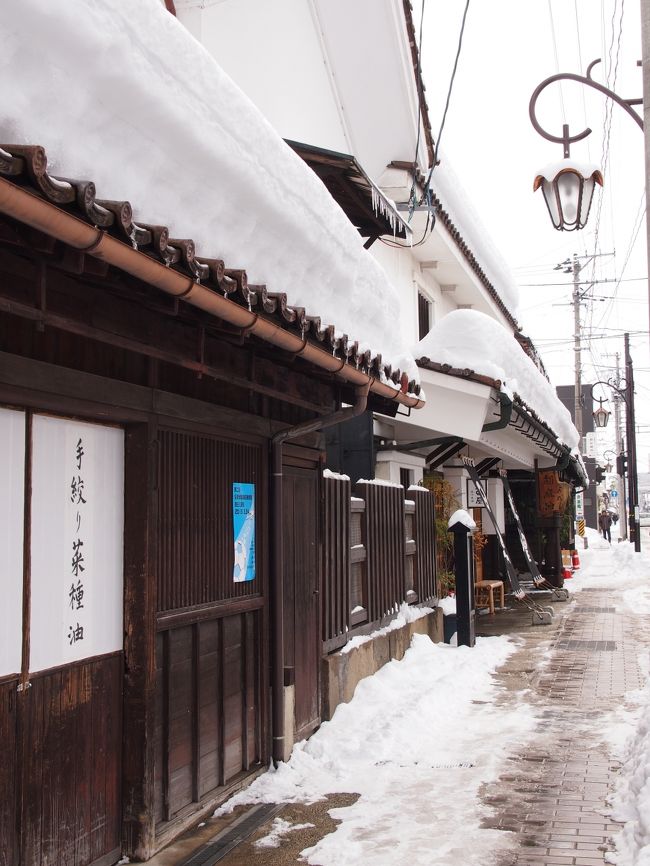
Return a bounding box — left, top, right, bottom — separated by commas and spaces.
461, 458, 524, 598
467, 479, 486, 508
29, 416, 124, 673
537, 468, 570, 516
0, 407, 25, 678
232, 482, 256, 582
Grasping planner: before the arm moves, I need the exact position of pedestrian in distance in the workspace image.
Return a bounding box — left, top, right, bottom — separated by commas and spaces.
599, 508, 612, 543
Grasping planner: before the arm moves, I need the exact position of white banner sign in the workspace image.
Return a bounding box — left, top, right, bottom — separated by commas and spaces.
30, 416, 124, 673
0, 407, 25, 678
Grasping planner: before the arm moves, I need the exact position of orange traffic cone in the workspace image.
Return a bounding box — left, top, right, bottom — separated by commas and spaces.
572, 549, 580, 570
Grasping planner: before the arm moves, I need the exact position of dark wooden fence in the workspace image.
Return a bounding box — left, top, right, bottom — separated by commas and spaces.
322, 476, 437, 653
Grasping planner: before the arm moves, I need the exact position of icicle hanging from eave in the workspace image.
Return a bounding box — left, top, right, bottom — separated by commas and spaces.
370, 182, 399, 236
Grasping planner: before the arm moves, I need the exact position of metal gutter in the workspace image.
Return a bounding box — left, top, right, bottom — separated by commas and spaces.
0, 178, 424, 410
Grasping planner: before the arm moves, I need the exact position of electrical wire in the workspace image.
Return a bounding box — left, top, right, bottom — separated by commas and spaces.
419, 0, 470, 202
380, 0, 471, 251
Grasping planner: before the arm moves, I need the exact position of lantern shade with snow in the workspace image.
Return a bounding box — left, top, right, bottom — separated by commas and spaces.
533, 159, 603, 231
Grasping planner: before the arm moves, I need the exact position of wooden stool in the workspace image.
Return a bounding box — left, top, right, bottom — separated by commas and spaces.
475, 579, 505, 615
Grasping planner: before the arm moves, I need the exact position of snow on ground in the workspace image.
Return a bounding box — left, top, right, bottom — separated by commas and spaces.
217, 633, 535, 866
415, 309, 579, 450
255, 818, 315, 850
569, 528, 650, 866
0, 0, 416, 378
340, 602, 433, 654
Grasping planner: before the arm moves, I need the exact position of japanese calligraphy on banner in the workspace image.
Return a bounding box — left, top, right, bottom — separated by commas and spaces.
537, 468, 571, 517
0, 407, 25, 678
467, 479, 486, 508
232, 482, 256, 583
30, 416, 124, 673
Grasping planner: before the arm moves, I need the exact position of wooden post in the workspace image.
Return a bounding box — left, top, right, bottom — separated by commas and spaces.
448, 516, 476, 648
122, 421, 158, 859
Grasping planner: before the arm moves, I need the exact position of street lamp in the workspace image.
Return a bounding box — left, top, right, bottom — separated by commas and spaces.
592, 398, 611, 429
529, 58, 642, 232
587, 369, 640, 552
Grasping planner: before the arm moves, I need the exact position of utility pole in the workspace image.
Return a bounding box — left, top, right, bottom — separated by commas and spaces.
565, 251, 614, 443
624, 333, 641, 551
613, 352, 628, 539
572, 254, 583, 439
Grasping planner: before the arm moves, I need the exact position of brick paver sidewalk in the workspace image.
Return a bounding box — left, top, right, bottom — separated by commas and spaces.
481, 580, 650, 866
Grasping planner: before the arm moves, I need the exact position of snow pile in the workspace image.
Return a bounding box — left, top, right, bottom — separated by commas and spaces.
432, 158, 521, 318
415, 309, 579, 450
438, 595, 457, 615
0, 0, 416, 379
340, 602, 432, 654
607, 675, 650, 866
448, 508, 477, 530
322, 469, 351, 482
216, 633, 535, 866
255, 818, 315, 849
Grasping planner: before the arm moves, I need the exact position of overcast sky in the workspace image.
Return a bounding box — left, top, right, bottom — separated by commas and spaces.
418, 0, 649, 469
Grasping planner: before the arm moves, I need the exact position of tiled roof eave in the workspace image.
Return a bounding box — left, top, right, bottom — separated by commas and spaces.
0, 143, 424, 408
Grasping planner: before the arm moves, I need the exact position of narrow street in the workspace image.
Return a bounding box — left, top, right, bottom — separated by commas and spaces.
150, 534, 650, 866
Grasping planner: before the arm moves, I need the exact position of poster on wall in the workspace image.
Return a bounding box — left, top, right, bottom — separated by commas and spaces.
0, 407, 25, 678
29, 415, 124, 673
232, 482, 256, 583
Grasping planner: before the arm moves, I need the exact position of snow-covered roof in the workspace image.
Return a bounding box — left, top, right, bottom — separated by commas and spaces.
0, 0, 418, 383
415, 309, 580, 452
431, 159, 521, 318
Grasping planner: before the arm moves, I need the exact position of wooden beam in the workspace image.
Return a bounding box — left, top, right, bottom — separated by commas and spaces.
122, 421, 158, 859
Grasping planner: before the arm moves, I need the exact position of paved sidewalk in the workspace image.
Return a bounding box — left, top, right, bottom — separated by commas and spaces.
151, 561, 649, 866
480, 577, 650, 866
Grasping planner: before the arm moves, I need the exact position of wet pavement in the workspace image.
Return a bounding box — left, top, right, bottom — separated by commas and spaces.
479, 578, 650, 866
149, 568, 649, 866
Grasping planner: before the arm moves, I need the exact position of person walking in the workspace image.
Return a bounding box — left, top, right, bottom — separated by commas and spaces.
599, 508, 612, 543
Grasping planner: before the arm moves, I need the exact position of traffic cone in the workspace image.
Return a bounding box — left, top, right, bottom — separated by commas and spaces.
572, 549, 580, 570
563, 566, 573, 580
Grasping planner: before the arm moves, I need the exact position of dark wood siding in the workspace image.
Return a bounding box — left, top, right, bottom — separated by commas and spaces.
322, 476, 351, 643
0, 677, 18, 866
322, 478, 437, 652
19, 654, 122, 866
283, 463, 320, 740
154, 611, 262, 825
158, 429, 264, 612
358, 482, 406, 623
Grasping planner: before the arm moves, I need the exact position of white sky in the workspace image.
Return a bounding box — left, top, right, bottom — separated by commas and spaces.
417, 0, 650, 470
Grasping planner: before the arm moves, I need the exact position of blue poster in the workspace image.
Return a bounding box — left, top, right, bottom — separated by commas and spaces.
232, 482, 256, 583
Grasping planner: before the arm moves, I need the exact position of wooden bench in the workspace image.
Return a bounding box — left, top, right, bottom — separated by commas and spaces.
475, 579, 505, 615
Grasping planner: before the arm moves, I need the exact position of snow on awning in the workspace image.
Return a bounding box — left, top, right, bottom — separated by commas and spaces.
415, 310, 580, 453
285, 140, 412, 243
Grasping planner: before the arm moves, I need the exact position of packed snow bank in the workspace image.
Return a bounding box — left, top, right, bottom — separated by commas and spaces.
415, 309, 579, 449
339, 602, 432, 654
0, 0, 416, 379
216, 633, 535, 866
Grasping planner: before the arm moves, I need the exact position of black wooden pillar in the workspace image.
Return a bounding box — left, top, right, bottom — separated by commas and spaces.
448, 517, 476, 648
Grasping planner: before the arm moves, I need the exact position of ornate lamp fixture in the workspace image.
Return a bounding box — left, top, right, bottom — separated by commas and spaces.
529, 59, 642, 231
592, 397, 611, 429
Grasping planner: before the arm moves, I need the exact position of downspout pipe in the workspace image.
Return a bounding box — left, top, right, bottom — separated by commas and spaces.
481, 391, 513, 432
270, 382, 369, 765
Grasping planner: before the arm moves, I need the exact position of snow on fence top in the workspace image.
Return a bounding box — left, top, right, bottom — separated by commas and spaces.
0, 0, 416, 381
416, 309, 579, 451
